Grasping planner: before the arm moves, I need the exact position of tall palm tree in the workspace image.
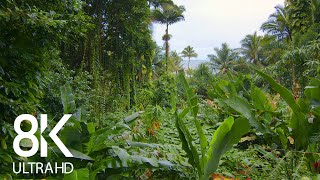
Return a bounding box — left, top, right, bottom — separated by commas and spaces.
261, 5, 293, 42
240, 32, 263, 65
162, 33, 172, 71
181, 46, 198, 70
152, 2, 185, 71
208, 43, 239, 74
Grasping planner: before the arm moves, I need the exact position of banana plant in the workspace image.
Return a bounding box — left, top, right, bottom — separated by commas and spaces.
176, 73, 249, 179
252, 66, 320, 174
252, 67, 320, 150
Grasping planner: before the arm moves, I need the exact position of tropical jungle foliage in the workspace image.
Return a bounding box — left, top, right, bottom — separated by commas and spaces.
1, 0, 320, 179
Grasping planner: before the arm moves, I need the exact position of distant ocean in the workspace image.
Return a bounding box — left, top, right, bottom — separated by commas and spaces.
181, 60, 210, 69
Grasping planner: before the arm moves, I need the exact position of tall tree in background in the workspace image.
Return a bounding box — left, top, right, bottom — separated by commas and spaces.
105, 0, 154, 109
286, 0, 314, 33
168, 51, 183, 74
261, 1, 319, 92
162, 33, 172, 70
152, 2, 185, 71
208, 43, 239, 74
181, 46, 198, 70
240, 32, 263, 65
261, 5, 293, 42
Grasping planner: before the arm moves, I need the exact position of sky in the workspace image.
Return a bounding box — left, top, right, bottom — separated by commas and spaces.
152, 0, 284, 60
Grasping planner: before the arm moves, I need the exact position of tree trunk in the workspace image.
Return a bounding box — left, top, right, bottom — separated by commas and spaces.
188, 57, 191, 70
130, 56, 136, 108
165, 23, 169, 72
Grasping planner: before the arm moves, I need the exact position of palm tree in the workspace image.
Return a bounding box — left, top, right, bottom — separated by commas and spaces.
261, 5, 293, 41
208, 43, 239, 74
152, 2, 185, 71
162, 33, 172, 71
168, 51, 183, 74
181, 46, 198, 70
240, 32, 263, 65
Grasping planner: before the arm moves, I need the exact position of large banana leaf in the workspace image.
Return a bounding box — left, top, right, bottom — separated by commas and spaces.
305, 77, 320, 102
252, 67, 310, 149
175, 112, 202, 176
221, 95, 264, 132
90, 145, 177, 179
60, 83, 76, 114
178, 73, 199, 117
202, 117, 249, 179
85, 123, 130, 154
250, 86, 272, 111
305, 77, 320, 117
177, 73, 249, 179
252, 67, 301, 113
178, 73, 207, 169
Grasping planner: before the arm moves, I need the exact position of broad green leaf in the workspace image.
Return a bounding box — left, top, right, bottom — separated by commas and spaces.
178, 73, 207, 167
252, 67, 301, 113
204, 117, 233, 177
305, 77, 320, 102
112, 146, 131, 167
222, 95, 264, 132
126, 141, 157, 148
214, 80, 235, 97
86, 122, 95, 134
123, 112, 141, 123
178, 108, 189, 119
1, 138, 7, 150
158, 160, 174, 168
291, 112, 310, 150
140, 157, 159, 167
252, 67, 309, 149
275, 128, 287, 149
60, 83, 76, 114
59, 126, 82, 151
69, 149, 94, 161
86, 123, 129, 154
64, 168, 89, 180
178, 73, 198, 117
203, 117, 249, 179
251, 86, 272, 111
170, 92, 177, 111
74, 107, 87, 122
175, 113, 202, 176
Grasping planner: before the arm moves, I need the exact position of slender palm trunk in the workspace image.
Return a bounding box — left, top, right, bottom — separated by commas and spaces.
188, 57, 191, 70
165, 23, 169, 72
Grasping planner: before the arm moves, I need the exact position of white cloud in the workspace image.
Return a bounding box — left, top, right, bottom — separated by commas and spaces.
152, 0, 284, 59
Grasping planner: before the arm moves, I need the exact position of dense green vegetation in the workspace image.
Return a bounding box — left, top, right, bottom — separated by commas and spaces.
1, 0, 320, 179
